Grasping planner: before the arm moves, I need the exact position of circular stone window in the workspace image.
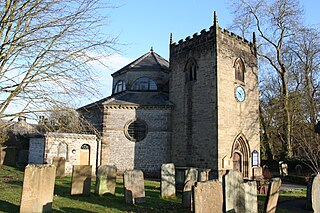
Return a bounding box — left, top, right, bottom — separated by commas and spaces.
125, 119, 148, 142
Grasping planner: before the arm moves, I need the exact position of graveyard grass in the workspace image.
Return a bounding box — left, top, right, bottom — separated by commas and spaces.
0, 165, 307, 213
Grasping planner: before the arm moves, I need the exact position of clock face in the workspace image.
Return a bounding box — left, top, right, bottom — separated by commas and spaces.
235, 86, 246, 102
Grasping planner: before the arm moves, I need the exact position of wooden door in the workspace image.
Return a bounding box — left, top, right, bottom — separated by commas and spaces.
80, 144, 90, 165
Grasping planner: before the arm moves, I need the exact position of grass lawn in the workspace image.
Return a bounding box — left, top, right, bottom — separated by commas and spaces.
0, 165, 307, 213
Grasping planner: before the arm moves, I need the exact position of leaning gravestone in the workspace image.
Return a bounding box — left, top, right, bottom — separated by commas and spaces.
182, 180, 196, 210
52, 157, 66, 178
311, 174, 320, 212
161, 163, 176, 198
244, 181, 258, 213
123, 170, 145, 204
193, 180, 223, 213
20, 164, 56, 213
71, 165, 92, 196
264, 178, 282, 213
223, 170, 245, 213
95, 165, 117, 195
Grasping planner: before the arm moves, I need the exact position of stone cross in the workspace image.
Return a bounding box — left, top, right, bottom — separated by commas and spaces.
264, 177, 282, 213
123, 169, 145, 204
311, 174, 320, 212
193, 180, 223, 213
223, 170, 245, 213
20, 164, 56, 213
95, 165, 117, 195
71, 165, 92, 196
161, 163, 176, 198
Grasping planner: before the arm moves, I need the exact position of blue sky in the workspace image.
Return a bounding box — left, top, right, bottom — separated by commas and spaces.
94, 0, 320, 99
106, 0, 320, 60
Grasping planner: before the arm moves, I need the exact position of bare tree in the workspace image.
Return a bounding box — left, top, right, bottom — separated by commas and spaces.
0, 0, 118, 126
230, 0, 305, 159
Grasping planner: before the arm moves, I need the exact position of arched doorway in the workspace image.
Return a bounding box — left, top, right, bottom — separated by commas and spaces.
80, 144, 90, 165
231, 135, 250, 178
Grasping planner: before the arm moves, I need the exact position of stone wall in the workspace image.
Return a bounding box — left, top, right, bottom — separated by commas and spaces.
102, 106, 171, 177
29, 133, 98, 175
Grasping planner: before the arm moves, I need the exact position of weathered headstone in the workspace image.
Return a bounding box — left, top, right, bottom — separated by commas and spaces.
123, 169, 145, 204
311, 174, 320, 212
223, 170, 245, 213
198, 169, 211, 182
253, 167, 263, 180
71, 165, 92, 196
95, 165, 117, 195
244, 181, 258, 213
264, 177, 282, 213
182, 180, 196, 210
20, 164, 56, 213
193, 180, 223, 213
52, 157, 66, 178
295, 164, 302, 176
185, 167, 198, 183
161, 163, 176, 198
281, 163, 288, 176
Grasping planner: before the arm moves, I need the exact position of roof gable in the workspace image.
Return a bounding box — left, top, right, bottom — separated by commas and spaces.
112, 49, 169, 76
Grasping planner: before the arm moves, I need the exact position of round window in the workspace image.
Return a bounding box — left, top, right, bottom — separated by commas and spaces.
125, 119, 147, 142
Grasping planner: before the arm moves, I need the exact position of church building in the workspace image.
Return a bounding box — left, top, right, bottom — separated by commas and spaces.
78, 14, 260, 179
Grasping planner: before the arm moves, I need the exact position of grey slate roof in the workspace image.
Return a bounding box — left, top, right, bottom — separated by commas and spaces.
78, 91, 173, 110
104, 91, 172, 106
112, 49, 169, 76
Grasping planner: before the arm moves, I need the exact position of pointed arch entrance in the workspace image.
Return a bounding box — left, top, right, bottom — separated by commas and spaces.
231, 134, 250, 178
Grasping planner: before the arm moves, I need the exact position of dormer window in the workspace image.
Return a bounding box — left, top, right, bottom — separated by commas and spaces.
132, 77, 157, 91
114, 80, 126, 94
235, 58, 245, 83
185, 58, 197, 82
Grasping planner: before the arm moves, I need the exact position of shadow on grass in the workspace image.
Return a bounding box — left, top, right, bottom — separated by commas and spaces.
0, 200, 20, 213
53, 177, 186, 213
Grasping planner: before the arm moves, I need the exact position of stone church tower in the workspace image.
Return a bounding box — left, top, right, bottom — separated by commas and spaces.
78, 13, 260, 179
169, 13, 260, 179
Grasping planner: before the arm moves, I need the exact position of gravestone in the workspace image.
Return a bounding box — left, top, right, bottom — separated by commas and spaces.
253, 167, 263, 180
161, 163, 176, 198
52, 157, 66, 178
264, 178, 282, 213
182, 180, 196, 210
223, 170, 245, 213
198, 169, 211, 182
193, 180, 223, 213
306, 174, 316, 210
281, 163, 288, 176
20, 164, 56, 213
244, 181, 258, 213
311, 174, 320, 212
71, 165, 92, 196
95, 165, 117, 195
262, 165, 271, 180
295, 164, 302, 175
123, 170, 145, 204
185, 167, 198, 183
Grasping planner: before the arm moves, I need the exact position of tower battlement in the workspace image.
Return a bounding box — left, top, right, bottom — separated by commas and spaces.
170, 19, 254, 56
